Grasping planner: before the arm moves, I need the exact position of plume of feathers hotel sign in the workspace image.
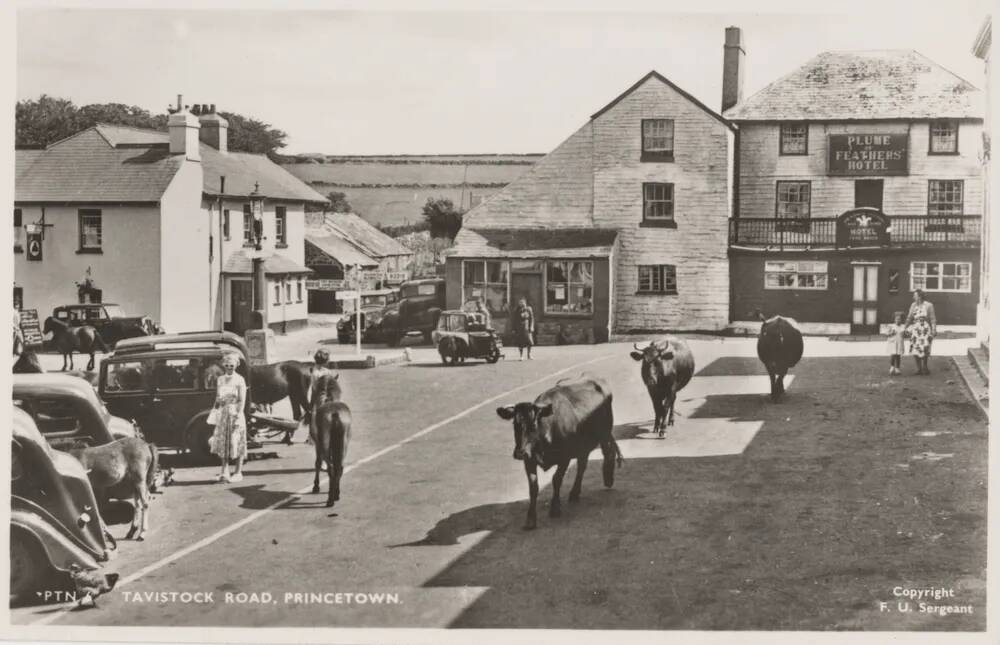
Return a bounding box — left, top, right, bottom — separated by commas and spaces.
828, 134, 908, 176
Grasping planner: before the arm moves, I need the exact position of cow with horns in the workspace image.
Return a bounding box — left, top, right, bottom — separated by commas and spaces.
629, 338, 695, 437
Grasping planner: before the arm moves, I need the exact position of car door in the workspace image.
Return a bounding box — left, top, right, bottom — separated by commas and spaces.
101, 358, 157, 440
149, 356, 215, 446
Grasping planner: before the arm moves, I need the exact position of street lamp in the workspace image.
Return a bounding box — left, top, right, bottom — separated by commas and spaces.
249, 181, 265, 251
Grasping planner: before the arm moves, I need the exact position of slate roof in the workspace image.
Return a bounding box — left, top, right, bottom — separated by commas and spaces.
15, 123, 328, 204
222, 249, 313, 275
305, 234, 379, 268
315, 212, 412, 258
449, 227, 618, 259
725, 50, 984, 121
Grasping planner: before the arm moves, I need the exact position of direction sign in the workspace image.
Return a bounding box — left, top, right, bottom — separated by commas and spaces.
335, 290, 360, 300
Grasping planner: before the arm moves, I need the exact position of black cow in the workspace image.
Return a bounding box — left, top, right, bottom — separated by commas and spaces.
629, 338, 695, 437
757, 315, 804, 401
496, 376, 623, 530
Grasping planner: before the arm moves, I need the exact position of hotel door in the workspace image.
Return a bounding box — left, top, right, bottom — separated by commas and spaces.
851, 264, 880, 334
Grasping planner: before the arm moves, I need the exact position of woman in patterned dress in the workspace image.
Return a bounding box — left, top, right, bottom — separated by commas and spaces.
209, 352, 248, 482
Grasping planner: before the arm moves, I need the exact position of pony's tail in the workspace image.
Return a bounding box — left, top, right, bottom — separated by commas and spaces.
147, 443, 160, 493
94, 331, 110, 354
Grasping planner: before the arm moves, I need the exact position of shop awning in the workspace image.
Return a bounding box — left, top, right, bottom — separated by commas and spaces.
222, 250, 314, 276
449, 227, 618, 259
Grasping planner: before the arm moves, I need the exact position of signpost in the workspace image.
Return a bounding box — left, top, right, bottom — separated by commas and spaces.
335, 267, 363, 355
19, 309, 43, 348
828, 133, 908, 176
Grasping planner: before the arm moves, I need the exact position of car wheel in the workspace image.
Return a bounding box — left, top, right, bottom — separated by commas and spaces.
422, 330, 434, 345
10, 528, 46, 601
187, 420, 221, 465
486, 349, 501, 364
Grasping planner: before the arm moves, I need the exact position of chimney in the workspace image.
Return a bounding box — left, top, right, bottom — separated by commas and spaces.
721, 26, 745, 113
198, 104, 229, 154
167, 99, 201, 161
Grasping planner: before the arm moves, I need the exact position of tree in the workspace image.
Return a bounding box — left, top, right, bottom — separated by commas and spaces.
16, 95, 85, 147
219, 111, 287, 156
421, 197, 464, 240
325, 191, 353, 213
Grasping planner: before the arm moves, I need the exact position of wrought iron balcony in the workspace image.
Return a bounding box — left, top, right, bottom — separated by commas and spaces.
729, 214, 982, 250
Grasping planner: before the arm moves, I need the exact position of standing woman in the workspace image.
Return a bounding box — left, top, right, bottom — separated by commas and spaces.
513, 297, 535, 361
210, 352, 248, 482
905, 289, 938, 375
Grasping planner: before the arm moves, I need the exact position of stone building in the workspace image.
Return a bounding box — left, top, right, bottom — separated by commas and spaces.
446, 70, 735, 343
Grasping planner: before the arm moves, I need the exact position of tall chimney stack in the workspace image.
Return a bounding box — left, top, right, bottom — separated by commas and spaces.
721, 26, 745, 113
198, 104, 229, 154
167, 100, 201, 161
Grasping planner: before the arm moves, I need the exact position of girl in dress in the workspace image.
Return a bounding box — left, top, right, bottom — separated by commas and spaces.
513, 297, 535, 361
907, 313, 933, 376
209, 352, 248, 482
885, 311, 906, 376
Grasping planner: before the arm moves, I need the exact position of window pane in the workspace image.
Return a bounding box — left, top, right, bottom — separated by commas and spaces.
486, 261, 508, 284
464, 261, 485, 285
106, 361, 147, 392
547, 261, 568, 282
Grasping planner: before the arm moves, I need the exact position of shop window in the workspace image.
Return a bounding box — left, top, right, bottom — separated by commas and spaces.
546, 261, 593, 314
910, 261, 971, 293
637, 265, 677, 295
888, 269, 900, 294
273, 283, 281, 305
223, 209, 230, 240
275, 207, 287, 246
14, 208, 23, 253
78, 209, 103, 252
462, 260, 509, 314
764, 260, 828, 290
641, 119, 674, 161
779, 123, 808, 155
775, 181, 811, 231
243, 205, 254, 246
929, 120, 958, 154
642, 183, 675, 226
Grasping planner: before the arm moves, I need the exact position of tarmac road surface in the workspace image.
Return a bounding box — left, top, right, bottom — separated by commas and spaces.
13, 337, 987, 631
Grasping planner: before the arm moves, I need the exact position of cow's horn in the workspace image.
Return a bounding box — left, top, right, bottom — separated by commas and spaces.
633, 343, 641, 351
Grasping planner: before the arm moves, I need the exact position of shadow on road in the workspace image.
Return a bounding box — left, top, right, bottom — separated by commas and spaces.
228, 484, 299, 510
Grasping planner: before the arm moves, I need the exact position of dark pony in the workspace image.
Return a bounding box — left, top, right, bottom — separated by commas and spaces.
13, 348, 99, 387
42, 317, 108, 371
308, 371, 351, 508
249, 360, 313, 443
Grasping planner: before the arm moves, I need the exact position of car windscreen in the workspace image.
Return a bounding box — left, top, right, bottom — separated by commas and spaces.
103, 305, 127, 318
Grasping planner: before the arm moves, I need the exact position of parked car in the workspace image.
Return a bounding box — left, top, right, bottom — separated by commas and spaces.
376, 278, 446, 346
337, 288, 399, 344
10, 407, 112, 602
13, 373, 139, 451
52, 303, 160, 347
98, 331, 251, 459
432, 310, 503, 365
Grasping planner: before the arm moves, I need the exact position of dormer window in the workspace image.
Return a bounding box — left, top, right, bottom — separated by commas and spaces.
641, 119, 674, 161
779, 123, 808, 155
929, 120, 958, 154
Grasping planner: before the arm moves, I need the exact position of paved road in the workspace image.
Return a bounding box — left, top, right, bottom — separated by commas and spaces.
14, 336, 987, 630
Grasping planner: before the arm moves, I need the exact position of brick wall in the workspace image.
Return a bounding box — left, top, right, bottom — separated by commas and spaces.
591, 78, 733, 332
737, 121, 983, 218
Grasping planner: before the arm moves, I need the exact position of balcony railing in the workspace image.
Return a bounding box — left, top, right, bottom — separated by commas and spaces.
729, 215, 982, 250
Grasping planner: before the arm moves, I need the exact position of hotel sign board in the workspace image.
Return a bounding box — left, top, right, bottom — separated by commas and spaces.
828, 134, 908, 176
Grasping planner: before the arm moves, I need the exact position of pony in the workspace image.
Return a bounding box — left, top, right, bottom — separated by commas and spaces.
249, 360, 314, 443
13, 348, 99, 388
308, 371, 351, 508
42, 316, 108, 371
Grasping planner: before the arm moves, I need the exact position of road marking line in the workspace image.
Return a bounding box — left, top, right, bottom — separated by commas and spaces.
28, 351, 617, 626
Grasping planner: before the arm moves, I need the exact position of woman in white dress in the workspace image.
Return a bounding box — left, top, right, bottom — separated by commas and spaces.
209, 352, 248, 482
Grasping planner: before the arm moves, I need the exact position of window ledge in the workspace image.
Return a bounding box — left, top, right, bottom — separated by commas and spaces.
77, 248, 103, 254
928, 150, 960, 156
635, 291, 678, 296
543, 311, 593, 319
640, 152, 674, 163
779, 150, 809, 156
640, 220, 678, 229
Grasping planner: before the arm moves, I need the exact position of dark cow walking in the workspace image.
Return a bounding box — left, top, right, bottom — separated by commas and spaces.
629, 338, 695, 437
307, 371, 351, 508
496, 376, 623, 530
757, 314, 804, 401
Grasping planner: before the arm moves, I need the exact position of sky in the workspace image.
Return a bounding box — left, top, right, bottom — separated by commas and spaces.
14, 2, 993, 155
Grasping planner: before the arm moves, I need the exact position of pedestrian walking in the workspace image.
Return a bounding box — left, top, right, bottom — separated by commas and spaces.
905, 289, 937, 375
512, 297, 535, 361
886, 311, 906, 375
209, 352, 248, 482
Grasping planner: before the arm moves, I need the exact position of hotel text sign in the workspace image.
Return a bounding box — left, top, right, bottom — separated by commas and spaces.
828, 134, 908, 176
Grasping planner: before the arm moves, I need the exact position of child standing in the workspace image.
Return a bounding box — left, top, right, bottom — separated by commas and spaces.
908, 313, 933, 375
886, 311, 906, 375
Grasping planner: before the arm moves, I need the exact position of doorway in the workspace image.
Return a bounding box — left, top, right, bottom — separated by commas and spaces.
510, 272, 543, 335
851, 263, 880, 334
854, 179, 884, 211
230, 280, 254, 334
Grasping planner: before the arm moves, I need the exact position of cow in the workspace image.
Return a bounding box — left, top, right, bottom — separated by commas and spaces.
756, 314, 804, 402
496, 376, 623, 530
629, 337, 695, 437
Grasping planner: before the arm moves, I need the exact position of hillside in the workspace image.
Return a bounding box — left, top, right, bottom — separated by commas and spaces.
282, 154, 540, 227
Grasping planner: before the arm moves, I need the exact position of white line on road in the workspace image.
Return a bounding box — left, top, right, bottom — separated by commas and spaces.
29, 351, 618, 627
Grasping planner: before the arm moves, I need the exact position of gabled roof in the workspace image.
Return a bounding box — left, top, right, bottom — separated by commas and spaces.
314, 212, 412, 258
222, 249, 312, 275
725, 50, 983, 121
591, 70, 736, 132
15, 123, 328, 205
305, 233, 379, 268
450, 227, 618, 259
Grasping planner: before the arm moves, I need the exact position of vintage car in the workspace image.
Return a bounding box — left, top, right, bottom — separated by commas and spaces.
336, 288, 400, 344
98, 331, 252, 460
376, 278, 446, 346
432, 310, 503, 365
13, 373, 139, 451
10, 407, 113, 602
52, 303, 160, 347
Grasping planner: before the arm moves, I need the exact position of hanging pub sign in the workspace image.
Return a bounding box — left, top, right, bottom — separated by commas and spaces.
828, 133, 908, 176
26, 231, 43, 261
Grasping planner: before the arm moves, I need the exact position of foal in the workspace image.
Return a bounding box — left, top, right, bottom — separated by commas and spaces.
308, 372, 352, 508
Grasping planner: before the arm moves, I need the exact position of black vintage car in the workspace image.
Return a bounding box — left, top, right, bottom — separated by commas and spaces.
10, 407, 113, 602
376, 278, 446, 346
98, 331, 252, 459
336, 288, 399, 344
52, 303, 160, 347
432, 310, 503, 365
